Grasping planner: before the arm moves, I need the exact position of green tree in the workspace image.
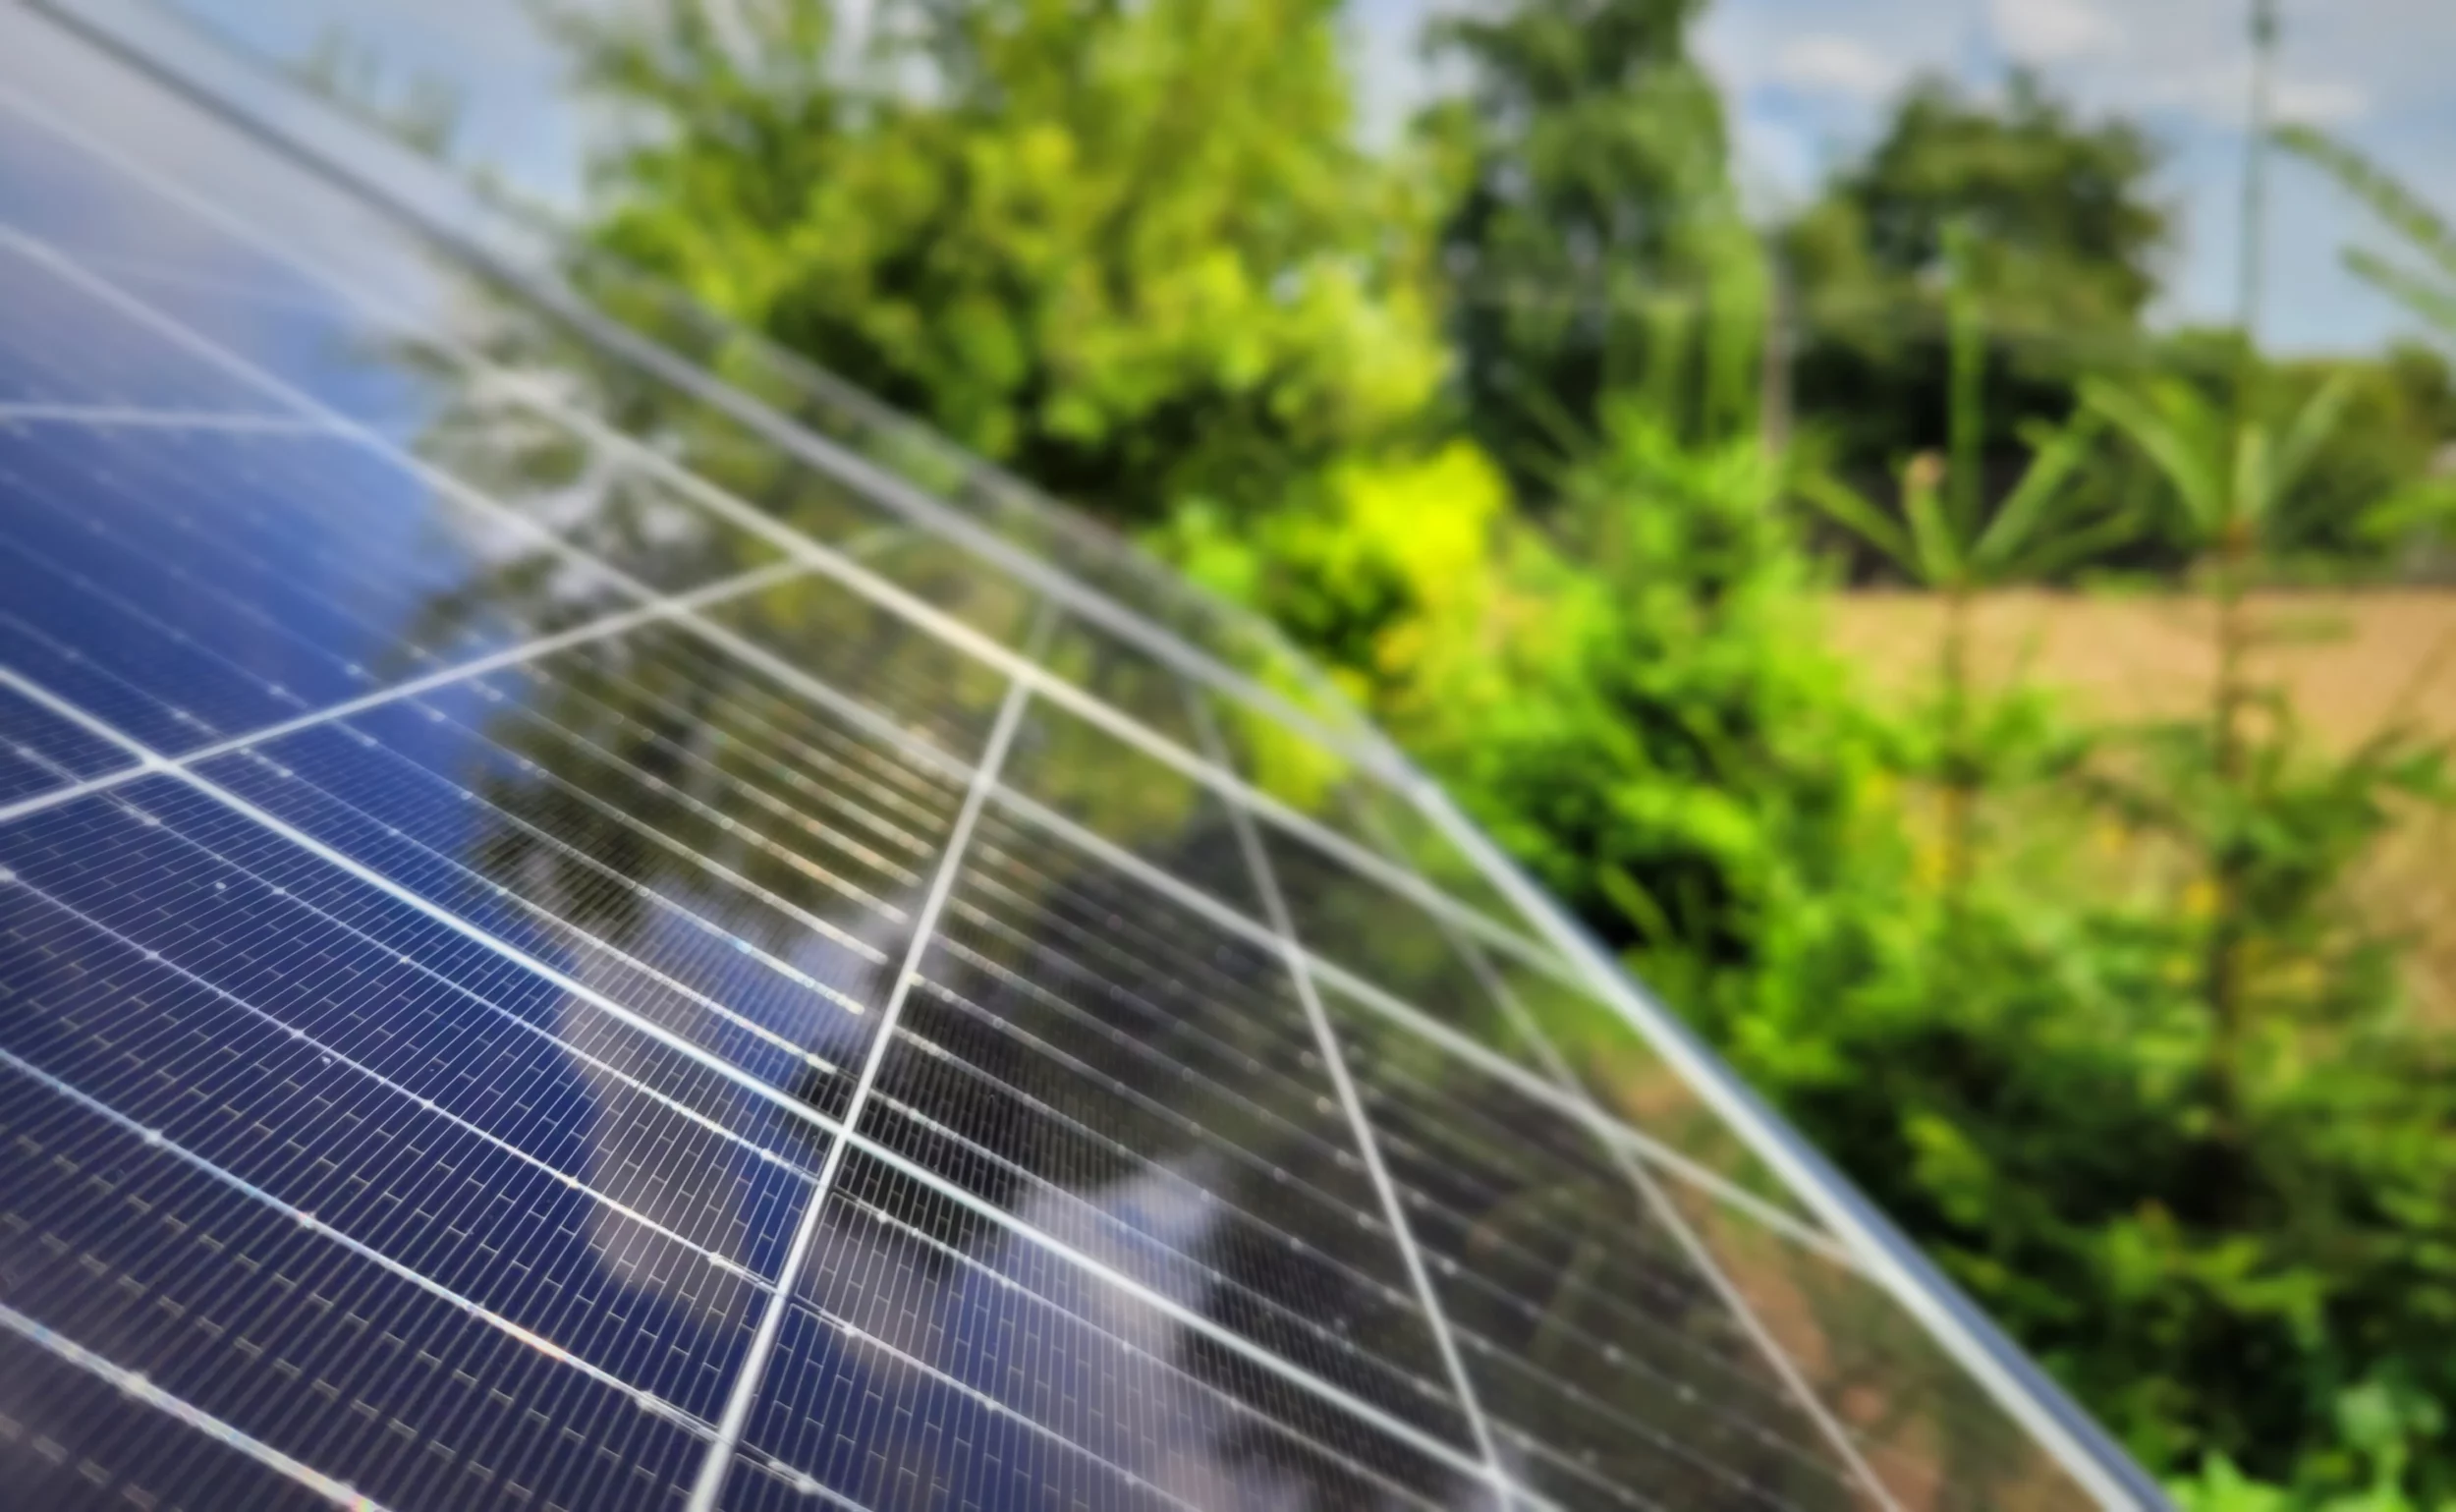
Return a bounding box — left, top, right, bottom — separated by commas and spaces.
1801, 222, 2125, 909
1422, 0, 1758, 489
1785, 70, 2171, 508
2072, 329, 2456, 582
551, 0, 1445, 527
2277, 127, 2456, 577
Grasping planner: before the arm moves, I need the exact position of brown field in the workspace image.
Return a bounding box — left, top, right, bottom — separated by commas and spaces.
1828, 589, 2456, 743
1828, 589, 2456, 1017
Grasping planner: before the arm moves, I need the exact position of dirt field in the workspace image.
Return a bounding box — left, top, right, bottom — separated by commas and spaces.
1828, 589, 2456, 1016
1828, 589, 2456, 744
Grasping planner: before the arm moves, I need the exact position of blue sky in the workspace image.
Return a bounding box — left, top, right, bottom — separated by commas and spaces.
179, 0, 2456, 356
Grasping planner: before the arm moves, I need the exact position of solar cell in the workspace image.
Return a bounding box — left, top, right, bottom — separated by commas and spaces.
0, 4, 2165, 1511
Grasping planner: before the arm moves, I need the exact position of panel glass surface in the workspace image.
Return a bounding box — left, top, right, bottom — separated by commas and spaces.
0, 6, 2149, 1511
112, 0, 1379, 740
0, 684, 133, 807
1665, 1184, 2098, 1512
1204, 684, 1553, 948
900, 803, 1474, 1443
1322, 980, 1877, 1512
996, 697, 1265, 919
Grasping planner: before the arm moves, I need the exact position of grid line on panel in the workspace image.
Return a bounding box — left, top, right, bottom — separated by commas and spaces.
0, 913, 752, 1473
0, 421, 508, 714
927, 854, 1596, 1297
1310, 952, 1850, 1261
1347, 785, 1907, 1512
561, 629, 959, 856
0, 1046, 715, 1436
809, 1180, 1465, 1512
833, 1127, 1508, 1495
0, 558, 809, 827
869, 1004, 1418, 1315
26, 247, 342, 312
9, 0, 1788, 1203
474, 363, 1557, 969
737, 1180, 1475, 1512
475, 655, 930, 910
1105, 967, 1847, 1453
4, 596, 1533, 1502
4, 672, 1533, 1492
0, 535, 330, 730
1321, 1053, 1913, 1511
2, 870, 773, 1290
1186, 688, 1514, 1503
933, 820, 1751, 1438
973, 805, 1916, 1502
0, 401, 339, 431
19, 686, 861, 1137
683, 607, 1051, 1512
969, 793, 1854, 1271
288, 687, 894, 991
0, 223, 684, 642
441, 693, 905, 961
0, 1297, 397, 1512
205, 731, 865, 1059
1399, 779, 2146, 1511
0, 304, 948, 1075
899, 953, 1401, 1276
901, 942, 1525, 1366
8, 770, 833, 1196
849, 1050, 1474, 1431
1495, 1009, 1905, 1510
0, 665, 866, 1147
1350, 1048, 1855, 1443
911, 846, 1413, 1195
729, 1449, 869, 1512
793, 1303, 1225, 1512
64, 480, 948, 981
988, 779, 1860, 1270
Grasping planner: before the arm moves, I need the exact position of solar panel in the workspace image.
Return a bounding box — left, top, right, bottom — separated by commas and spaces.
0, 4, 2165, 1511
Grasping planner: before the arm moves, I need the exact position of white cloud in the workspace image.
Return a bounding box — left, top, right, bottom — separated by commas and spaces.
1768, 34, 1910, 102
2132, 56, 2372, 130
1991, 0, 2121, 64
2273, 76, 2372, 127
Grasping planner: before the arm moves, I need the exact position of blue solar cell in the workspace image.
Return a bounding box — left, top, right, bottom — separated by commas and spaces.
0, 686, 132, 805
0, 1052, 714, 1509
0, 1321, 343, 1512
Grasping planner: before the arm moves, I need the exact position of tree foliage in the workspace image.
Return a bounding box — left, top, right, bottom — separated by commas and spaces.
2282, 125, 2456, 345
1423, 0, 1758, 488
1785, 71, 2171, 508
552, 0, 1446, 525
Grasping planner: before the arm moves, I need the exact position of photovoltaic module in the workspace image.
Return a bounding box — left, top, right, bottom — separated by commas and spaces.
0, 2, 2167, 1509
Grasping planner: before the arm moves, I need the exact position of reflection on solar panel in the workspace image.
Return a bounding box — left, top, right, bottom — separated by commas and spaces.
0, 3, 2166, 1510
